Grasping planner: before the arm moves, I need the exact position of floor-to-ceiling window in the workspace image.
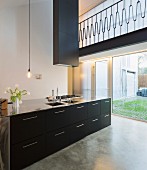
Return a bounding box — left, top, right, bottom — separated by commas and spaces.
113, 52, 147, 121
95, 60, 109, 98
77, 59, 110, 99
75, 51, 147, 122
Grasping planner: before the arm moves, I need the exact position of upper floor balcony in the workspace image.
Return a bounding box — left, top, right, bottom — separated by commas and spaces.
79, 0, 147, 56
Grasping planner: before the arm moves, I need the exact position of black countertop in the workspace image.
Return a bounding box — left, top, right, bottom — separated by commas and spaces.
0, 97, 110, 117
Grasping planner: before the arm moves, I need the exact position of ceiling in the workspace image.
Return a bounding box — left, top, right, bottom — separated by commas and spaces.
79, 0, 106, 16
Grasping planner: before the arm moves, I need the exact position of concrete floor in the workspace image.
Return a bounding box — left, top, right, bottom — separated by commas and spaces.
24, 116, 147, 170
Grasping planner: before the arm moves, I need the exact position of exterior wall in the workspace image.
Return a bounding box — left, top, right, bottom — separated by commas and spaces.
139, 75, 147, 88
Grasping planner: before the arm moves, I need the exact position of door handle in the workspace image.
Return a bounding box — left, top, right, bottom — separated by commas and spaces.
54, 110, 65, 114
76, 124, 84, 128
23, 116, 38, 121
92, 103, 99, 106
92, 118, 98, 122
77, 106, 84, 109
105, 114, 109, 117
105, 101, 110, 103
55, 131, 65, 137
23, 141, 38, 149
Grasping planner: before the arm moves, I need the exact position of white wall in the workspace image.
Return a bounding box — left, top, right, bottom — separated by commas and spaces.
0, 0, 68, 100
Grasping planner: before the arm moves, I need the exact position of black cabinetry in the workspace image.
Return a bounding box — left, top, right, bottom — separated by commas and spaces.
87, 116, 101, 135
46, 127, 69, 156
10, 111, 45, 170
46, 107, 70, 131
87, 100, 101, 135
69, 103, 88, 124
11, 136, 45, 170
88, 100, 101, 117
10, 98, 111, 170
101, 113, 111, 128
10, 111, 45, 144
101, 99, 111, 114
101, 99, 111, 128
70, 120, 88, 143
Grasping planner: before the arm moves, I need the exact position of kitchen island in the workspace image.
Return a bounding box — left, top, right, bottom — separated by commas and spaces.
0, 97, 111, 170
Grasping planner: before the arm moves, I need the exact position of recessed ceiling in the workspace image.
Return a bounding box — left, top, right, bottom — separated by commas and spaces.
79, 0, 106, 16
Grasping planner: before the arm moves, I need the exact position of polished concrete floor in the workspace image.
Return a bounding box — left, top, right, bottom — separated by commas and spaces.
24, 116, 147, 170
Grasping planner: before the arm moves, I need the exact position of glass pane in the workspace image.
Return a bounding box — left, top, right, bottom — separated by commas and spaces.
81, 61, 92, 99
113, 52, 147, 121
95, 60, 108, 98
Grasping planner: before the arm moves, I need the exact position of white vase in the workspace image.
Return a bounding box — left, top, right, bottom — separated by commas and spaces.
13, 98, 20, 109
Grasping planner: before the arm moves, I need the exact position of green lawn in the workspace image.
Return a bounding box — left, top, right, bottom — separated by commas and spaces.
113, 99, 147, 121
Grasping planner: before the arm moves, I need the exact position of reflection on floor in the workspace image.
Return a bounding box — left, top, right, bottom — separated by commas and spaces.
24, 116, 147, 170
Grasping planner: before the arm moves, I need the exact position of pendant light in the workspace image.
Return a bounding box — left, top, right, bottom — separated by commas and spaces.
27, 0, 32, 78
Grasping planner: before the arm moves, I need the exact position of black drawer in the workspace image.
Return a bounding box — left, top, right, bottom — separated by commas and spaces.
46, 107, 70, 132
70, 120, 88, 143
46, 127, 69, 156
88, 100, 101, 118
69, 103, 88, 124
101, 99, 111, 114
11, 135, 45, 170
87, 116, 101, 135
101, 113, 111, 128
10, 111, 45, 144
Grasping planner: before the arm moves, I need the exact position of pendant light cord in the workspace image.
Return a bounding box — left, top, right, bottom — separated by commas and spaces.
29, 0, 31, 70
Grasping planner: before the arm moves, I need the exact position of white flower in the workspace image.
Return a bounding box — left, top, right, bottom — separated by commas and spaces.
13, 93, 16, 96
5, 85, 30, 104
16, 90, 19, 94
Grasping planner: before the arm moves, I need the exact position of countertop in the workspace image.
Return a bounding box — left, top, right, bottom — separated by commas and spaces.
0, 97, 110, 117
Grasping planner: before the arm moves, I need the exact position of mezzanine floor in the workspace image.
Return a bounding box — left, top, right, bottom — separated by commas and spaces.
24, 115, 147, 170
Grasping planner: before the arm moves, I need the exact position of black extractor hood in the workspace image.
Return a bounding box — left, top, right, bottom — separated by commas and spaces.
53, 0, 79, 67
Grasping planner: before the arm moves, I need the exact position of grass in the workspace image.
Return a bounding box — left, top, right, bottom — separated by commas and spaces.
113, 98, 147, 121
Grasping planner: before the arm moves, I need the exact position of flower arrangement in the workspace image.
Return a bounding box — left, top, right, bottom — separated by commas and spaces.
5, 85, 30, 103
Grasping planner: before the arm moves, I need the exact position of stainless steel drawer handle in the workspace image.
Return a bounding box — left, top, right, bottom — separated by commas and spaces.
54, 110, 65, 114
76, 124, 84, 128
105, 101, 110, 103
92, 118, 98, 122
23, 116, 38, 121
23, 141, 38, 149
105, 114, 109, 117
77, 106, 84, 109
92, 103, 99, 106
55, 131, 65, 136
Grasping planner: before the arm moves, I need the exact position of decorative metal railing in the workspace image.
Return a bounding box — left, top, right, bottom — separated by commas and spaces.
79, 0, 147, 48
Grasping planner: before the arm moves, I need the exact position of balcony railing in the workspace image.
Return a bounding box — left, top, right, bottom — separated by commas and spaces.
79, 0, 147, 48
